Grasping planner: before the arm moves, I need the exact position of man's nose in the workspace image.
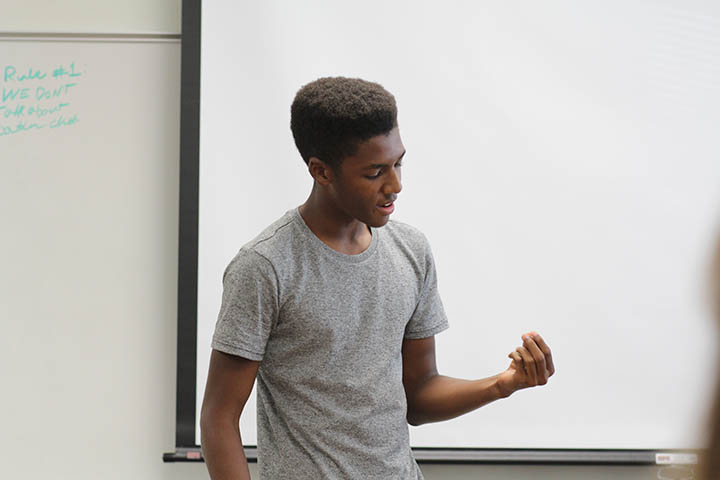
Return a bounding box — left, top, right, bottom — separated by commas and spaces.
384, 168, 402, 195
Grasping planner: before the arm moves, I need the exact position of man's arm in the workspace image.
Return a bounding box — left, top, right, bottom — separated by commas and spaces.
200, 349, 260, 480
402, 332, 555, 426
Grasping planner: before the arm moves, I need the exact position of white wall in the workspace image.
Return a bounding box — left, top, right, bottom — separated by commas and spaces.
0, 1, 666, 478
2, 0, 181, 34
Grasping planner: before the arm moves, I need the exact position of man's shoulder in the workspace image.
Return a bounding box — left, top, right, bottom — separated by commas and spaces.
384, 218, 426, 238
382, 218, 431, 253
243, 209, 297, 253
225, 209, 300, 274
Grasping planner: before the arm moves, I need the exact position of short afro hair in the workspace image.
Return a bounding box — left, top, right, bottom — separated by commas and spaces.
290, 77, 398, 168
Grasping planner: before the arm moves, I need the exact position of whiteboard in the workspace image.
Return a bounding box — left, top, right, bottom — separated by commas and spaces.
0, 38, 180, 182
196, 0, 720, 450
0, 38, 182, 470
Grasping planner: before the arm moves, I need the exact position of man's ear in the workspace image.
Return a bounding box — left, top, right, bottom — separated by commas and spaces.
307, 157, 334, 186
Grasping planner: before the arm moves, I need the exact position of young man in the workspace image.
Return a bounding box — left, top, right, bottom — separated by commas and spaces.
200, 77, 555, 480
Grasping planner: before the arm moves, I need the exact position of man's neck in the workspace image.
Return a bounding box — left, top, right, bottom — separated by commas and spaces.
298, 190, 372, 255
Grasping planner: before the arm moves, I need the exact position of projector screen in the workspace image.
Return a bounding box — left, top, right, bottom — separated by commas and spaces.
192, 0, 720, 454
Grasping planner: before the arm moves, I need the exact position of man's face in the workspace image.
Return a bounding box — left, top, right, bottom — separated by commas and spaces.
329, 126, 405, 228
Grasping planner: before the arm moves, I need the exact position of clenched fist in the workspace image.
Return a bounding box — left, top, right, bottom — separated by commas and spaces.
497, 331, 555, 397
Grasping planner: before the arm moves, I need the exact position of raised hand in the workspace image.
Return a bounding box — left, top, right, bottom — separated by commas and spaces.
497, 331, 555, 397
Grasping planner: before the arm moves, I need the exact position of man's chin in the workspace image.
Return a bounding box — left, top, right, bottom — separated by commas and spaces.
368, 215, 391, 228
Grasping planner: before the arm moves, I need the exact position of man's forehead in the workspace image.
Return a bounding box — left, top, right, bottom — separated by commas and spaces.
351, 129, 405, 165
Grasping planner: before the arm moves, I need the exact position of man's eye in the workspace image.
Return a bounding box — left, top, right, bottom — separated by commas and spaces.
365, 171, 382, 179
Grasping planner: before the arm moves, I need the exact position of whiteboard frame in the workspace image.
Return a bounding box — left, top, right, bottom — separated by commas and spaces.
174, 0, 201, 454
167, 0, 702, 465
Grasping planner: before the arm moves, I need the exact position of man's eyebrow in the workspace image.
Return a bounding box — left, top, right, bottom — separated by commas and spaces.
365, 150, 406, 169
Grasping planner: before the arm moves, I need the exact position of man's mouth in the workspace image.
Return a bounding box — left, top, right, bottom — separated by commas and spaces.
378, 196, 397, 208
377, 199, 396, 215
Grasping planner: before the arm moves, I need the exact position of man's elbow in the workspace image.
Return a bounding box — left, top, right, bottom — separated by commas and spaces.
200, 403, 236, 441
199, 406, 215, 444
406, 407, 428, 427
199, 400, 214, 432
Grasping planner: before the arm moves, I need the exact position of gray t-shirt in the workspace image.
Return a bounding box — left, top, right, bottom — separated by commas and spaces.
212, 208, 449, 479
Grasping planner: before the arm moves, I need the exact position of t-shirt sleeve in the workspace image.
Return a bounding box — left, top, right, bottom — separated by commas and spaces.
211, 249, 279, 361
404, 236, 449, 339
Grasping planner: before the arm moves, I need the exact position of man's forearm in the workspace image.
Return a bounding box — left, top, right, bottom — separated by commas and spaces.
406, 374, 510, 426
201, 418, 252, 480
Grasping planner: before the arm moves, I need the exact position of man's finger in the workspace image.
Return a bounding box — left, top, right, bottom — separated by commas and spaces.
516, 346, 537, 386
523, 335, 548, 385
530, 332, 555, 376
508, 351, 522, 370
